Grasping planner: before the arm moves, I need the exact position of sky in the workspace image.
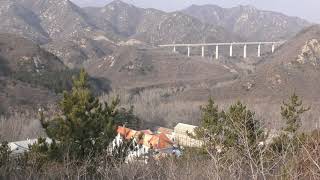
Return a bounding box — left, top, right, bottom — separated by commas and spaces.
72, 0, 320, 23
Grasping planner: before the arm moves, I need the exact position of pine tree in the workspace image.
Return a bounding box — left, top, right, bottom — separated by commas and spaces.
195, 98, 264, 155
114, 106, 141, 130
226, 101, 263, 148
281, 93, 310, 134
40, 69, 119, 160
270, 94, 310, 155
195, 98, 221, 140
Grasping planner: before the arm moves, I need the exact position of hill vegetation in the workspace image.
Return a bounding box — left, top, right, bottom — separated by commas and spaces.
0, 72, 318, 179
0, 33, 111, 114
1, 1, 320, 179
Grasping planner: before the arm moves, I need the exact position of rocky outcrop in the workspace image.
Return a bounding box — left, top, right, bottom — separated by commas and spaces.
297, 39, 320, 66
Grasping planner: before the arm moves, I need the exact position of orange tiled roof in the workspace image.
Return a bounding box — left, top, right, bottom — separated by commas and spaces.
116, 127, 173, 150
158, 133, 173, 149
157, 127, 173, 135
143, 134, 154, 147
149, 133, 173, 149
117, 127, 140, 140
125, 130, 138, 140
117, 126, 131, 137
141, 129, 153, 135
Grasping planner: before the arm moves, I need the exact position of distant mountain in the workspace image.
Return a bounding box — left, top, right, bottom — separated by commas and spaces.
19, 0, 117, 41
43, 36, 117, 69
0, 0, 121, 68
19, 0, 122, 68
0, 33, 68, 79
71, 0, 110, 7
0, 0, 49, 43
84, 1, 143, 37
84, 0, 239, 44
0, 33, 69, 113
182, 4, 311, 41
0, 0, 114, 43
0, 33, 112, 113
0, 0, 313, 69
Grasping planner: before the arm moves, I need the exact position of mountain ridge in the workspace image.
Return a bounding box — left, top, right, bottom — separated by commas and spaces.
83, 0, 239, 45
240, 25, 320, 100
182, 4, 311, 41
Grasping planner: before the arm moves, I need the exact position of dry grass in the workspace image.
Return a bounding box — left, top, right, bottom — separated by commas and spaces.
0, 105, 59, 142
3, 133, 320, 180
0, 111, 45, 142
2, 86, 317, 143
1, 91, 320, 179
101, 88, 201, 128
100, 87, 317, 131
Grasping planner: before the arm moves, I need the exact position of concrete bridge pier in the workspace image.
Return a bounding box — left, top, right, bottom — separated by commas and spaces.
258, 44, 261, 57
243, 44, 247, 58
201, 46, 205, 57
229, 44, 233, 57
173, 46, 176, 53
215, 45, 219, 59
272, 44, 275, 53
187, 46, 190, 57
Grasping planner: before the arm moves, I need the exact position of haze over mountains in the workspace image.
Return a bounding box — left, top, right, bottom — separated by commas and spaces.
1, 0, 320, 128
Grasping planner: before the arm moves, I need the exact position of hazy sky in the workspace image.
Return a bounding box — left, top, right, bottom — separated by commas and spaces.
72, 0, 320, 23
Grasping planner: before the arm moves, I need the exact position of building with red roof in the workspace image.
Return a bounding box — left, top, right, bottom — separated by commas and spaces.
113, 126, 177, 163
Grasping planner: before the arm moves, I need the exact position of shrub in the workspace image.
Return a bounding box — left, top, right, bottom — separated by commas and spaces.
0, 141, 10, 168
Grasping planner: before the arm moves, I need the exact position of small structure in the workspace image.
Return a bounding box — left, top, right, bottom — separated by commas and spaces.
174, 123, 203, 148
112, 126, 176, 162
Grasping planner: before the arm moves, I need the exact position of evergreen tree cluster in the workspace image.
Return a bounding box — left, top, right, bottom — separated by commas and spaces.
270, 94, 310, 154
281, 93, 310, 134
195, 98, 264, 153
196, 94, 310, 159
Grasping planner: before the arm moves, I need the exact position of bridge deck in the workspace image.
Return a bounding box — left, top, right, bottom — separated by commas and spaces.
159, 41, 285, 47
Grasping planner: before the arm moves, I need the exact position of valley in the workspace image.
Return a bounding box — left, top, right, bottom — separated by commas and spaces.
2, 0, 320, 179
0, 0, 318, 148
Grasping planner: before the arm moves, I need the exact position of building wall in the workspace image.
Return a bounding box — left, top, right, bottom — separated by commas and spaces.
174, 123, 203, 148
175, 133, 203, 148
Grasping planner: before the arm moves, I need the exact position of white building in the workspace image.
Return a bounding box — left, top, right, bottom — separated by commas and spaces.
174, 123, 203, 148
